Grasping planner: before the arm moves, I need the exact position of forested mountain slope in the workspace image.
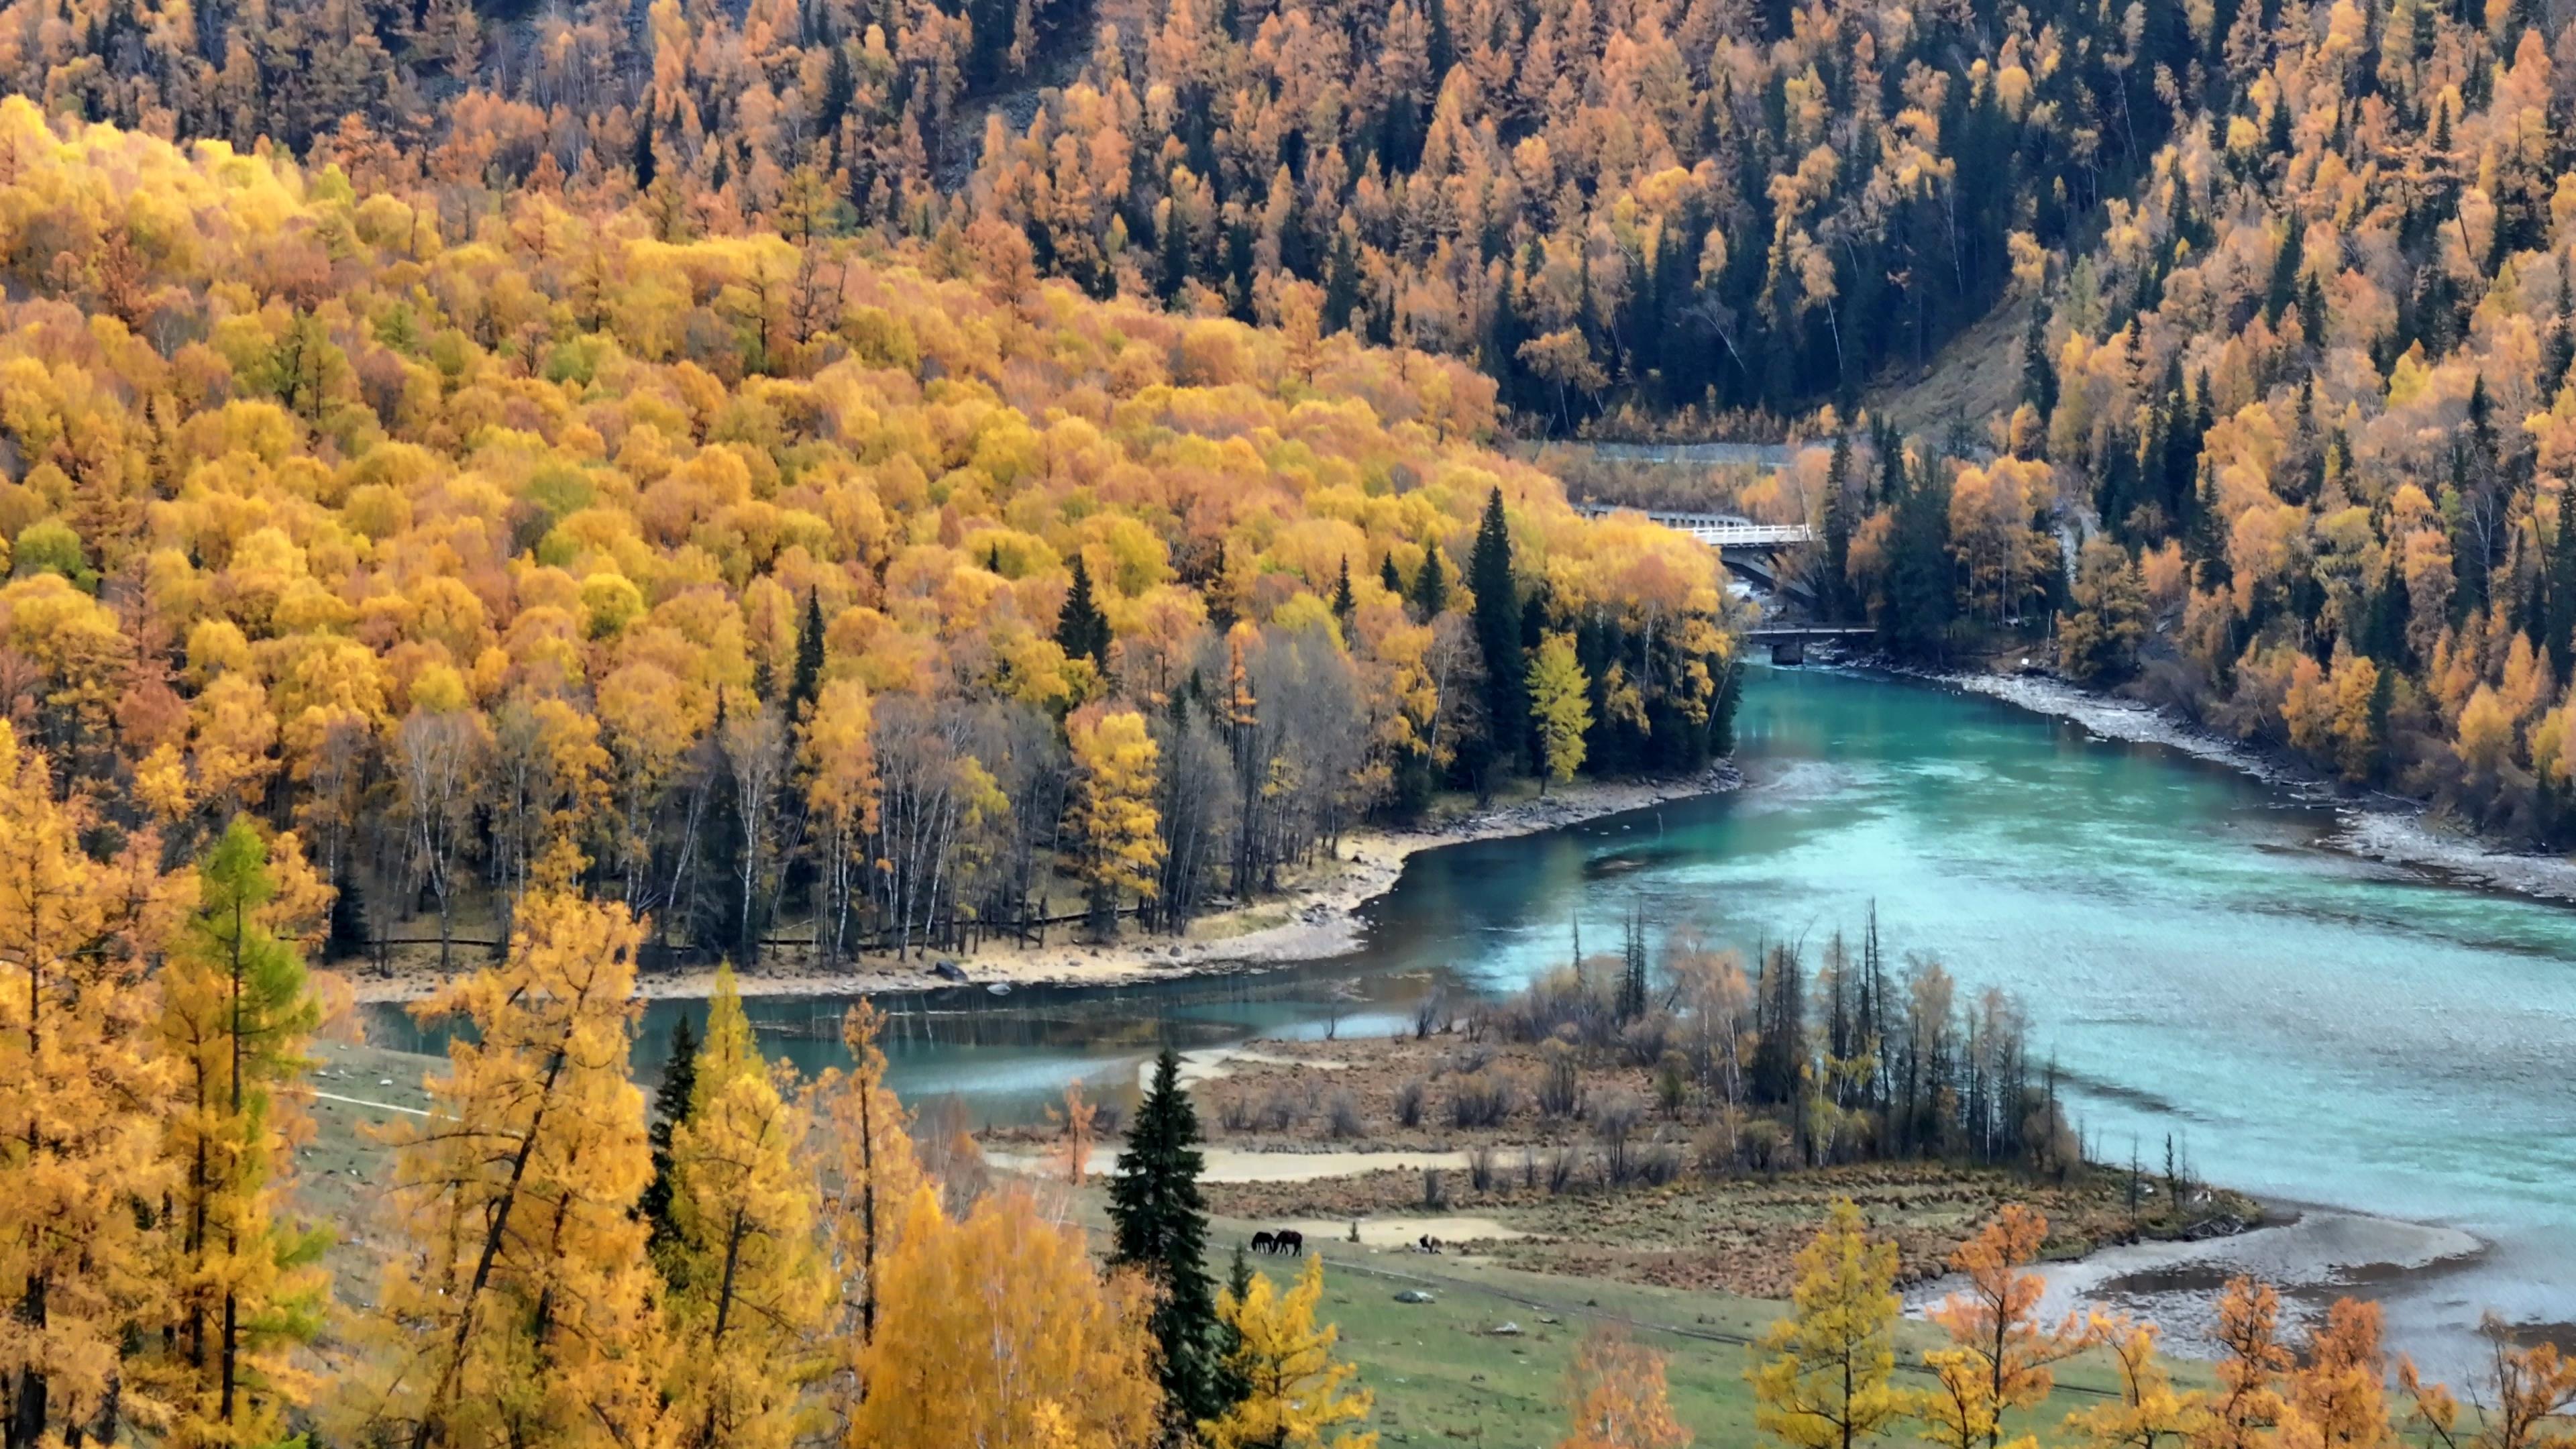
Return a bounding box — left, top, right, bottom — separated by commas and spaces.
0, 0, 2213, 429
1811, 0, 2576, 842
0, 97, 1736, 962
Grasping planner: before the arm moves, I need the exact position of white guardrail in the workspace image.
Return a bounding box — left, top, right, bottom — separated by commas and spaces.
1574, 504, 1815, 547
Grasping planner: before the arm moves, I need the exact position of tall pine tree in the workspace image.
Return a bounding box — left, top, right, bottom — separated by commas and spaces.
1408, 546, 1450, 620
789, 592, 824, 721
639, 1012, 698, 1254
1468, 487, 1527, 773
1108, 1047, 1219, 1427
1056, 555, 1112, 666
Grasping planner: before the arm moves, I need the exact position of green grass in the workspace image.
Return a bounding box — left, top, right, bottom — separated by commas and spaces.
295, 1048, 2189, 1445
1210, 1216, 2182, 1448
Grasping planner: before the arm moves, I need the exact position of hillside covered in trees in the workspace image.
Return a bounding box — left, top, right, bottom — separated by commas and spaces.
1789, 0, 2576, 847
0, 99, 1740, 968
0, 0, 2207, 432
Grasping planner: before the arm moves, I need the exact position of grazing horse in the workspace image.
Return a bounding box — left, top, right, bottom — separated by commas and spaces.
1250, 1231, 1276, 1254
1272, 1228, 1304, 1256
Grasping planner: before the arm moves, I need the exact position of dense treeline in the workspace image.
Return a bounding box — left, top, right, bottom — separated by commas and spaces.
1799, 0, 2576, 847
1488, 913, 2072, 1173
0, 0, 2207, 430
0, 743, 1395, 1449
0, 103, 1740, 969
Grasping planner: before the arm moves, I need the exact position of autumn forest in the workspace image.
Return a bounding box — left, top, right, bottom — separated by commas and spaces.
5, 0, 2576, 1438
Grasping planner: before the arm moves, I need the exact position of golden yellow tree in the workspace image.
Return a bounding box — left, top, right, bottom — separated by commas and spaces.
1561, 1327, 1690, 1449
666, 965, 829, 1449
2204, 1276, 2292, 1449
2060, 1317, 2208, 1449
1066, 704, 1163, 934
805, 1001, 921, 1380
2290, 1298, 2397, 1449
1919, 1205, 2093, 1449
1752, 1199, 1907, 1449
1529, 631, 1593, 793
335, 892, 666, 1449
1203, 1251, 1375, 1449
0, 719, 172, 1446
147, 817, 329, 1449
849, 1183, 1163, 1449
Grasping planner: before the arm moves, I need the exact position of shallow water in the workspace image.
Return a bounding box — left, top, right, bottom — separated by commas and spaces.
370, 665, 2576, 1366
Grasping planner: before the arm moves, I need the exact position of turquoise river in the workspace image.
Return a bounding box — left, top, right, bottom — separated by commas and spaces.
380, 663, 2576, 1369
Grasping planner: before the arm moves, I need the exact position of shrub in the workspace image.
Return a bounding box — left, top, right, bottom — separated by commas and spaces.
1423, 1167, 1448, 1210
1449, 1072, 1517, 1129
1592, 1089, 1646, 1184
1214, 1093, 1254, 1133
1468, 1144, 1497, 1192
1326, 1090, 1363, 1139
1395, 1078, 1426, 1128
1536, 1042, 1580, 1119
1545, 1150, 1578, 1195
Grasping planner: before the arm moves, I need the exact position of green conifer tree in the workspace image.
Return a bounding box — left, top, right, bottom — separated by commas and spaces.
639, 1012, 699, 1254
790, 592, 824, 721
1056, 555, 1112, 665
1468, 487, 1527, 770
1108, 1047, 1219, 1427
1409, 545, 1450, 620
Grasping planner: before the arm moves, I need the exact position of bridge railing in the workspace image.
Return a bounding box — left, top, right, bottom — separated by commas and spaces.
1569, 503, 1815, 547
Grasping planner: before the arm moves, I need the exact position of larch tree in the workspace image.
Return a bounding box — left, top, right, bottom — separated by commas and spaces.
2061, 1317, 2210, 1449
666, 965, 830, 1449
1919, 1205, 2094, 1449
1202, 1252, 1375, 1449
1752, 1199, 1907, 1449
336, 892, 667, 1449
849, 1183, 1162, 1449
1529, 632, 1593, 793
0, 720, 171, 1449
2202, 1276, 2292, 1449
1559, 1327, 1690, 1449
806, 1000, 920, 1382
147, 818, 329, 1449
1108, 1046, 1220, 1428
1067, 705, 1164, 937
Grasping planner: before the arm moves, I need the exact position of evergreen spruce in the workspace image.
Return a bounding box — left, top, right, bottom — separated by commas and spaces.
1055, 554, 1112, 665
1468, 487, 1527, 770
1408, 545, 1450, 620
1380, 552, 1405, 595
1108, 1047, 1220, 1426
639, 1012, 699, 1254
1820, 436, 1854, 621
325, 866, 370, 963
2020, 305, 2057, 422
1330, 555, 1356, 623
1214, 1242, 1256, 1409
633, 107, 656, 190
790, 590, 825, 720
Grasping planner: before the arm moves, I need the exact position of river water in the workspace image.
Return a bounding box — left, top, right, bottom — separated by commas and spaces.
372, 665, 2576, 1368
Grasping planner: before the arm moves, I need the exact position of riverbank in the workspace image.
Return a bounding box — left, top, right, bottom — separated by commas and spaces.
1935, 669, 2576, 903
347, 766, 1741, 1005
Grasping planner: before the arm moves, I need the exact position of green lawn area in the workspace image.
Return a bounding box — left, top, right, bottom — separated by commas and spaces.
1209, 1215, 2174, 1448
295, 1044, 2186, 1447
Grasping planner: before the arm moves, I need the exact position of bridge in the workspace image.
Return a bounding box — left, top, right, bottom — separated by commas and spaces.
1521, 440, 1804, 470
1571, 504, 1816, 547
1743, 625, 1873, 664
